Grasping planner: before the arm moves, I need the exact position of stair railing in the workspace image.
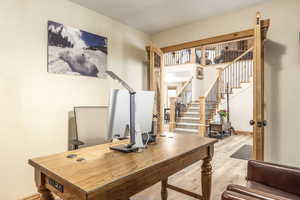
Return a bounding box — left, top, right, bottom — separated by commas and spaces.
199, 77, 221, 136
169, 76, 193, 131
220, 47, 254, 94
198, 46, 254, 136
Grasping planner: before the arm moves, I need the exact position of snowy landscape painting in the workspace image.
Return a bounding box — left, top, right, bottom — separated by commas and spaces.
47, 21, 107, 78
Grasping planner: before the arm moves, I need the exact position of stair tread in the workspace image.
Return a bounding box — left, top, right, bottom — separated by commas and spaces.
184, 112, 199, 114
176, 122, 200, 126
174, 128, 199, 133
180, 117, 200, 119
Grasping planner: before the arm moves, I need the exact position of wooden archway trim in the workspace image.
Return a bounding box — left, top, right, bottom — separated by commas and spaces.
161, 19, 269, 53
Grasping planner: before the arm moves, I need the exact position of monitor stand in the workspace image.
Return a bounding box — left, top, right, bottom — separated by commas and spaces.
110, 144, 138, 153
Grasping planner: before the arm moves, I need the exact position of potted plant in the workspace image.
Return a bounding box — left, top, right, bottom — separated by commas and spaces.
218, 109, 228, 124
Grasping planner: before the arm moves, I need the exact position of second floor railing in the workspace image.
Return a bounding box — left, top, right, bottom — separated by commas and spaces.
164, 38, 253, 66
164, 49, 194, 66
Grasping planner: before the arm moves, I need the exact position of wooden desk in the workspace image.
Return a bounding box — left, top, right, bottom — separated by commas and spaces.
29, 134, 217, 200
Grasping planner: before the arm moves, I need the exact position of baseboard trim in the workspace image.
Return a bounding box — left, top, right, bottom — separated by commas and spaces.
235, 130, 253, 135
21, 194, 40, 200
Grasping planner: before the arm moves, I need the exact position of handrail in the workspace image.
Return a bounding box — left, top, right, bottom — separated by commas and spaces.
176, 76, 193, 98
204, 47, 253, 98
221, 46, 254, 72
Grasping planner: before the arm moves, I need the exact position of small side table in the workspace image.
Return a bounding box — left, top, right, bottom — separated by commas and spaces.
208, 122, 232, 139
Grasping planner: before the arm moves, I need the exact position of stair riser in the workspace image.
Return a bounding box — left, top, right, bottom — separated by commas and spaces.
176, 124, 199, 129
182, 113, 199, 117
188, 108, 200, 112
174, 130, 198, 134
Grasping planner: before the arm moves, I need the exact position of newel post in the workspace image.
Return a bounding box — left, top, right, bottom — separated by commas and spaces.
190, 48, 196, 64
217, 68, 223, 102
199, 96, 206, 136
169, 97, 177, 132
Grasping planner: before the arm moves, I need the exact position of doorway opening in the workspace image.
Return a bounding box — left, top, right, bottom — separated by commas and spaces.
147, 12, 269, 161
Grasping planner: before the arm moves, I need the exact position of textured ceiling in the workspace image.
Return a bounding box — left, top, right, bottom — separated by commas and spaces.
70, 0, 271, 34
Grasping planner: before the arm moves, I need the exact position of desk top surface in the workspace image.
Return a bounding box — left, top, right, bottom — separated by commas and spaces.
29, 133, 217, 194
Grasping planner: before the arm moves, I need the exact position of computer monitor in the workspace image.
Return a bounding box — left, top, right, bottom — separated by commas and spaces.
107, 89, 155, 141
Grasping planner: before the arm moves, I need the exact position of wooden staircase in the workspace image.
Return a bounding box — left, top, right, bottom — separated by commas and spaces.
174, 101, 200, 134
169, 46, 254, 136
198, 47, 254, 136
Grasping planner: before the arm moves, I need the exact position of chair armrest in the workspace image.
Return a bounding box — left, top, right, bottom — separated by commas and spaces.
222, 190, 261, 200
247, 160, 300, 196
226, 184, 290, 200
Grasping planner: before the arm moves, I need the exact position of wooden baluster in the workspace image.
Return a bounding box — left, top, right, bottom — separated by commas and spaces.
241, 63, 243, 84
232, 64, 234, 89
199, 96, 206, 136
251, 59, 254, 77
224, 69, 226, 91
236, 62, 238, 87
223, 72, 225, 95
244, 61, 247, 83
233, 63, 236, 88
231, 64, 234, 88
239, 63, 243, 87
238, 62, 241, 87
247, 59, 250, 82
228, 66, 232, 87
236, 62, 239, 87
231, 64, 233, 89
172, 53, 174, 65
243, 64, 245, 83
226, 68, 229, 90
226, 68, 228, 92
238, 62, 240, 87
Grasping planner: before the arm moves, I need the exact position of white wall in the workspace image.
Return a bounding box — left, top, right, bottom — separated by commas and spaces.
0, 0, 150, 199
220, 83, 253, 132
152, 0, 300, 166
192, 78, 202, 101
164, 64, 202, 101
202, 64, 227, 95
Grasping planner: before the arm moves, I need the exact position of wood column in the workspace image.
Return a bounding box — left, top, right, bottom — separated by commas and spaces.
201, 47, 206, 66
169, 97, 177, 132
253, 12, 265, 160
199, 96, 206, 136
190, 48, 196, 63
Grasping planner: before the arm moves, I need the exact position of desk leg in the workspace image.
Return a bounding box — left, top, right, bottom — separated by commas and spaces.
161, 178, 168, 200
35, 169, 55, 200
201, 157, 212, 200
38, 186, 55, 200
